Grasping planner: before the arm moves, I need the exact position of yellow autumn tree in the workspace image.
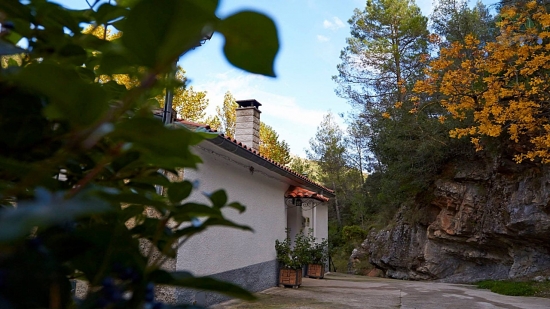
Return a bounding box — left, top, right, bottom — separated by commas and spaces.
212, 91, 238, 138
259, 122, 291, 165
154, 68, 209, 122
83, 25, 208, 121
414, 1, 550, 163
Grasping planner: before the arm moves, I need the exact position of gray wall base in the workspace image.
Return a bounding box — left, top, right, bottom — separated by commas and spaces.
176, 259, 278, 307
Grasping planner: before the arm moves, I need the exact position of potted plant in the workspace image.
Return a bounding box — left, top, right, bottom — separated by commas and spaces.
306, 238, 329, 279
275, 230, 310, 288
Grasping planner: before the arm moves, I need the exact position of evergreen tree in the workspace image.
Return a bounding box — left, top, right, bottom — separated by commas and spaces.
307, 112, 347, 226
334, 0, 429, 111
431, 0, 495, 45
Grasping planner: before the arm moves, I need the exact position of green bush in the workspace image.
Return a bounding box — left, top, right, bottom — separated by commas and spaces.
275, 230, 310, 269
476, 280, 536, 296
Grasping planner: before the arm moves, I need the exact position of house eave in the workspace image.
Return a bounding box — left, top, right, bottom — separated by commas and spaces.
206, 136, 335, 198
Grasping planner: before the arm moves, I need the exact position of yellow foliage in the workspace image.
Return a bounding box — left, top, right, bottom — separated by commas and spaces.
82, 25, 208, 121
414, 2, 550, 163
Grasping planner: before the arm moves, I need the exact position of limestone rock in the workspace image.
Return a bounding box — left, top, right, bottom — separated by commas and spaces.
352, 158, 550, 283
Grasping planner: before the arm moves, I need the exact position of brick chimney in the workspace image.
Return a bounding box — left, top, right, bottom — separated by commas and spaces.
235, 99, 261, 152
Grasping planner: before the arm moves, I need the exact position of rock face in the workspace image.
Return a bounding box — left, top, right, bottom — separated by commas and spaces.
351, 158, 550, 283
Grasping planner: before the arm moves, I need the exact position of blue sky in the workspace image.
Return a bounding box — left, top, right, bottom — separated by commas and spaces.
54, 0, 494, 157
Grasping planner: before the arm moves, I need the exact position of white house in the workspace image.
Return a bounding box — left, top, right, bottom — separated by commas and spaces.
174, 100, 334, 306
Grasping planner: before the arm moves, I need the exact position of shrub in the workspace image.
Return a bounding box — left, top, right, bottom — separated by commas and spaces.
476, 280, 536, 296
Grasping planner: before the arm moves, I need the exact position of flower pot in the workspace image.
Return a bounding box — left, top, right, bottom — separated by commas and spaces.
279, 268, 302, 288
307, 264, 325, 279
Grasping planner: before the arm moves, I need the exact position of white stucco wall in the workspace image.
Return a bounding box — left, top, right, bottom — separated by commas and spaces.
314, 203, 328, 242
176, 142, 288, 276
300, 204, 328, 243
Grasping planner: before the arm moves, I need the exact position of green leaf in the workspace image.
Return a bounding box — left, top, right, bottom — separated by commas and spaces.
226, 202, 246, 214
127, 173, 172, 188
109, 117, 205, 169
0, 0, 32, 21
168, 181, 193, 204
218, 11, 279, 77
98, 191, 167, 209
58, 43, 87, 65
207, 190, 227, 208
172, 203, 222, 222
0, 156, 32, 178
35, 1, 81, 34
150, 270, 256, 301
13, 62, 108, 126
174, 217, 252, 238
0, 188, 112, 243
115, 0, 141, 8
98, 51, 133, 74
121, 0, 218, 68
75, 66, 96, 83
95, 3, 128, 25
4, 30, 23, 46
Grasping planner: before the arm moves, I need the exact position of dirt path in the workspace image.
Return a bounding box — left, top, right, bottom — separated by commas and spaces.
212, 273, 550, 309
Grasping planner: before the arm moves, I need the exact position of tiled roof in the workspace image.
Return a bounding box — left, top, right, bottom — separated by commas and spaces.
176, 119, 334, 197
285, 186, 329, 202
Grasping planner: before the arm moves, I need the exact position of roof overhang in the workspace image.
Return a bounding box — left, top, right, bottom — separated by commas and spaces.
206, 135, 335, 198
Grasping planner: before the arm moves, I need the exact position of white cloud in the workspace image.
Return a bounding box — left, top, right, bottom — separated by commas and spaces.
333, 17, 345, 28
317, 35, 330, 42
191, 70, 329, 156
323, 17, 345, 30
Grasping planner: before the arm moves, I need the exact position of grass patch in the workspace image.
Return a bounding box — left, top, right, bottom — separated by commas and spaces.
476, 280, 540, 296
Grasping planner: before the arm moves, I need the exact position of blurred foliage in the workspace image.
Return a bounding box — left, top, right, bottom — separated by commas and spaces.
0, 0, 279, 308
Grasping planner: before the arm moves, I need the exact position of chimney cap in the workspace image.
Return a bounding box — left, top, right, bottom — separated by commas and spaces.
236, 99, 262, 109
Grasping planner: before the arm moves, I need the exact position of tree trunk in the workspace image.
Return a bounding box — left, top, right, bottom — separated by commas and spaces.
332, 180, 342, 226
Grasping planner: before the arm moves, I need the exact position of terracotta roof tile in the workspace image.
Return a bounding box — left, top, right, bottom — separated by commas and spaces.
175, 118, 334, 196
285, 186, 329, 202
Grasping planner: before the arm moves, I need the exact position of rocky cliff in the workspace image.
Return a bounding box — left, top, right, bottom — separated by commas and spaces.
351, 157, 550, 283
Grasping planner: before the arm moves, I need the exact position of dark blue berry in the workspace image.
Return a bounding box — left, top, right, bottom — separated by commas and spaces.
101, 277, 115, 288
144, 282, 155, 302
145, 290, 155, 302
